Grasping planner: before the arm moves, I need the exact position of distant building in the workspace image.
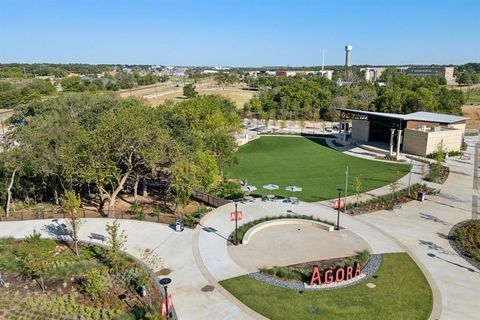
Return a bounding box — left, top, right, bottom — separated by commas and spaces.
362, 66, 456, 85
203, 70, 220, 74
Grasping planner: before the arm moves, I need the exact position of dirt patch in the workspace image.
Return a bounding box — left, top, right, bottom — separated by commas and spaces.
157, 268, 171, 276
462, 105, 480, 129
201, 285, 215, 292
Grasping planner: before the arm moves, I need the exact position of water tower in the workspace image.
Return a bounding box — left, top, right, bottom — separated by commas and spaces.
345, 45, 352, 81
345, 45, 352, 67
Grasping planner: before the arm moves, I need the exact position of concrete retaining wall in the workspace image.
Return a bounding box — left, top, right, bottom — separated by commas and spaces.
242, 218, 334, 245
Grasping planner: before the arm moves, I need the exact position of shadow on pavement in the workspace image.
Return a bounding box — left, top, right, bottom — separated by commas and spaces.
419, 240, 455, 255
43, 220, 71, 241
427, 253, 478, 273
418, 213, 450, 225
199, 223, 231, 243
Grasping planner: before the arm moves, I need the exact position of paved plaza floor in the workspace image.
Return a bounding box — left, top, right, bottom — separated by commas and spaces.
228, 225, 370, 272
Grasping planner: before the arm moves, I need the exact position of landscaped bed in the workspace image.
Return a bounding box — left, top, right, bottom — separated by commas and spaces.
452, 219, 480, 269
225, 136, 409, 202
346, 183, 435, 215
0, 229, 162, 319
220, 253, 433, 320
258, 250, 370, 284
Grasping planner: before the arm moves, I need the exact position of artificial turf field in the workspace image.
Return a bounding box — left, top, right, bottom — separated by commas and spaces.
220, 253, 433, 320
225, 136, 409, 202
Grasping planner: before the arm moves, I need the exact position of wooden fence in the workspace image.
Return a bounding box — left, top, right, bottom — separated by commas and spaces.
192, 190, 231, 208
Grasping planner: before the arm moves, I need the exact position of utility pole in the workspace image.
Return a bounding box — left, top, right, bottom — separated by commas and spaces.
344, 166, 348, 213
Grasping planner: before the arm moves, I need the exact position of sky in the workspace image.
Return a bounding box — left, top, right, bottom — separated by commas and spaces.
0, 0, 479, 67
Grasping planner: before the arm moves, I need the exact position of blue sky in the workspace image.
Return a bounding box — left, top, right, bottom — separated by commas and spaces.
0, 0, 479, 66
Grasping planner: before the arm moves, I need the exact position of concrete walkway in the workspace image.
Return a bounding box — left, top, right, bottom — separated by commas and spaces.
357, 136, 480, 320
197, 199, 403, 282
0, 218, 252, 320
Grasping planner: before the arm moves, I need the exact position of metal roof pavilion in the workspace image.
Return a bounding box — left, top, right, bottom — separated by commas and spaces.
338, 108, 468, 124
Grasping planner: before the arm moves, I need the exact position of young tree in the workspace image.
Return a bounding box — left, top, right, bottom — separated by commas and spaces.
183, 83, 198, 98
105, 220, 127, 272
60, 190, 82, 257
389, 168, 401, 199
353, 175, 363, 207
18, 230, 53, 291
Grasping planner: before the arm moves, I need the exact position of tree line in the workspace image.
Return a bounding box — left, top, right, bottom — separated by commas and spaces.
0, 79, 56, 109
0, 63, 155, 79
1, 93, 240, 217
455, 63, 480, 85
243, 68, 464, 121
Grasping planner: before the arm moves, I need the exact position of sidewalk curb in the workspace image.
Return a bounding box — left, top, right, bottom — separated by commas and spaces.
191, 227, 268, 320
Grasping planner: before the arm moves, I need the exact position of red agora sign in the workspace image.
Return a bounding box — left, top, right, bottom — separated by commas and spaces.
333, 199, 345, 209
161, 293, 173, 317
309, 262, 361, 285
230, 211, 243, 221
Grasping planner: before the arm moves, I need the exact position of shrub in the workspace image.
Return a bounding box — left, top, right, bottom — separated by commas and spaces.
182, 212, 199, 228
129, 203, 145, 220
82, 268, 109, 300
211, 181, 243, 200
448, 150, 462, 157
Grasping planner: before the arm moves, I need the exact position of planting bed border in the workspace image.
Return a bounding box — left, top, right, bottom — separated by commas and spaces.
448, 220, 480, 271
247, 254, 382, 291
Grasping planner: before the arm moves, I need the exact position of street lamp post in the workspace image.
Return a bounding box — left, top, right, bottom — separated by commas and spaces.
159, 277, 172, 319
407, 158, 413, 197
336, 187, 343, 230
234, 202, 239, 245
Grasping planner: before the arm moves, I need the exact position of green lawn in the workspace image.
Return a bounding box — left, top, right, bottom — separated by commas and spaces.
225, 136, 409, 201
220, 253, 433, 320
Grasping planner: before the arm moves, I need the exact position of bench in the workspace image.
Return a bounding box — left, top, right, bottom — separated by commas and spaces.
90, 233, 106, 243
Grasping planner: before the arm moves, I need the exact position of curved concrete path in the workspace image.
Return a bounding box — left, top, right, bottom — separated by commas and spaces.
0, 218, 252, 319
357, 137, 480, 320
197, 199, 403, 282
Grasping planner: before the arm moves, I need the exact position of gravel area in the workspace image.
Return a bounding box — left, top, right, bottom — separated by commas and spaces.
247, 254, 382, 291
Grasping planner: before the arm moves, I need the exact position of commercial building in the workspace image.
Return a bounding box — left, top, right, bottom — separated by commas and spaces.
338, 108, 468, 158
361, 66, 456, 85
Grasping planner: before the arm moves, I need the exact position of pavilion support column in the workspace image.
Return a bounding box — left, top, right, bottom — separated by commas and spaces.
343, 121, 347, 142
339, 119, 343, 142
389, 129, 396, 156
396, 130, 403, 160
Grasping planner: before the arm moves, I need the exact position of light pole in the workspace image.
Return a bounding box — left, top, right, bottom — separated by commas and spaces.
336, 187, 343, 230
234, 201, 239, 245
407, 158, 413, 197
159, 277, 172, 319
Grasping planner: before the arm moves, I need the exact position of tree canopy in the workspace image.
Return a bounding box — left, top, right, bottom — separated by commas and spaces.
1, 93, 240, 216
244, 69, 464, 120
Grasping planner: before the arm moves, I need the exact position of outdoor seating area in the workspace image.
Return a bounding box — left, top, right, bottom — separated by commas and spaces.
240, 183, 303, 205
285, 196, 299, 204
